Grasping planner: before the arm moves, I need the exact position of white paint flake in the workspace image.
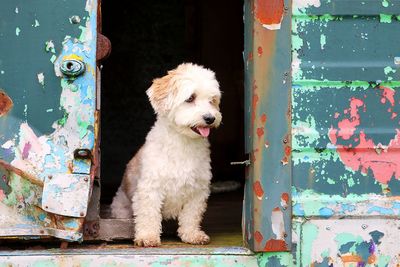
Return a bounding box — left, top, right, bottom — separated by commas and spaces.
37, 73, 45, 86
293, 0, 321, 9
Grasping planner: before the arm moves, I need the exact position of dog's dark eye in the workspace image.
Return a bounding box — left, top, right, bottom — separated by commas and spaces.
185, 94, 196, 103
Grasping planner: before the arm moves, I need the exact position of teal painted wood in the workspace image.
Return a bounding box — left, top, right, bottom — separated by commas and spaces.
298, 0, 400, 15
243, 0, 292, 252
292, 0, 400, 217
0, 247, 258, 267
0, 0, 98, 241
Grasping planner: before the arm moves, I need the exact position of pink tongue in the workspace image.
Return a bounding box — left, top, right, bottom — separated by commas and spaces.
197, 127, 210, 137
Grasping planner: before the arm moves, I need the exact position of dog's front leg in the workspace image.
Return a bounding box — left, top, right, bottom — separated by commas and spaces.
132, 189, 163, 247
177, 190, 210, 245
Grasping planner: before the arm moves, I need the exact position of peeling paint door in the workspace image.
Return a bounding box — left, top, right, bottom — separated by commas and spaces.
0, 0, 99, 241
243, 0, 292, 252
292, 0, 400, 265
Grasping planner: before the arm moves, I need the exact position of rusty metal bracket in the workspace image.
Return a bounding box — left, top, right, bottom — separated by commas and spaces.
42, 173, 91, 217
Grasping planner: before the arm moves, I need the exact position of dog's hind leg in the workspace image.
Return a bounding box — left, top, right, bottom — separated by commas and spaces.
110, 186, 133, 218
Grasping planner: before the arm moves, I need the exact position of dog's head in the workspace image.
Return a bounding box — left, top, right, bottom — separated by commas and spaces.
146, 63, 222, 138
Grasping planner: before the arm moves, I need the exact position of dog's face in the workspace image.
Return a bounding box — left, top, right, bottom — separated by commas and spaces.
146, 63, 222, 138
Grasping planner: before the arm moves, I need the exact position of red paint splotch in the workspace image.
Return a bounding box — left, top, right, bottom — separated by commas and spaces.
264, 239, 288, 251
254, 231, 263, 243
253, 181, 264, 200
284, 145, 291, 156
257, 46, 263, 57
251, 87, 259, 126
281, 192, 289, 209
257, 127, 264, 138
260, 113, 267, 124
329, 87, 400, 184
254, 0, 284, 26
251, 148, 259, 163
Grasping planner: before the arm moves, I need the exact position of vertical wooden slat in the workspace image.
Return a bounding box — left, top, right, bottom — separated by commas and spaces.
243, 0, 292, 252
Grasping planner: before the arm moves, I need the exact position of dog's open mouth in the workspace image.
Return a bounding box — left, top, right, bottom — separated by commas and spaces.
191, 126, 211, 137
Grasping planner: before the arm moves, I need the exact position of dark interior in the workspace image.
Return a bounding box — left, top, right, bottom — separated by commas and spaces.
100, 0, 244, 235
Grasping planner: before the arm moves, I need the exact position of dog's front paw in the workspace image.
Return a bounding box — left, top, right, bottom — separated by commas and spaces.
179, 230, 210, 245
134, 234, 161, 247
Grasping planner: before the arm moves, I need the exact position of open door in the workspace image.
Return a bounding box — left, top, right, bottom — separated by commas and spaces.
0, 0, 99, 241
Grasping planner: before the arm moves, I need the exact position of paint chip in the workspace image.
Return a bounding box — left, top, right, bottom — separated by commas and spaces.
50, 55, 57, 63
33, 19, 40, 27
293, 0, 321, 10
45, 40, 55, 53
15, 27, 21, 36
37, 73, 45, 87
69, 15, 81, 24
320, 34, 326, 50
1, 140, 14, 149
15, 7, 19, 14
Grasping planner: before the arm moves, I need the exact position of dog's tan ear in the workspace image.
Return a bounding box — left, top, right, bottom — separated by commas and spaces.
146, 73, 175, 115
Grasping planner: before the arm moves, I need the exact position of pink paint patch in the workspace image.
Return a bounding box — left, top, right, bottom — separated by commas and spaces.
22, 142, 31, 159
0, 190, 5, 201
336, 98, 364, 140
330, 87, 400, 184
379, 86, 395, 106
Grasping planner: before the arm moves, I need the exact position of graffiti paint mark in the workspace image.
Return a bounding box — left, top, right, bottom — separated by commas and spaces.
0, 90, 13, 116
254, 0, 284, 30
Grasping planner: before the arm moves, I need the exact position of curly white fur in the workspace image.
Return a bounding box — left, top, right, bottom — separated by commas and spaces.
110, 63, 222, 247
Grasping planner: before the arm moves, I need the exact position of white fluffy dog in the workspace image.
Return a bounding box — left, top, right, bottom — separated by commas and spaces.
110, 63, 222, 247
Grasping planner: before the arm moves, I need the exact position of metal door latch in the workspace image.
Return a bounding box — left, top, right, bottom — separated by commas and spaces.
230, 160, 251, 166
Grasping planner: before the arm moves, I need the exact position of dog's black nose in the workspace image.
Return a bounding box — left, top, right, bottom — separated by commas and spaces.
203, 114, 215, 125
